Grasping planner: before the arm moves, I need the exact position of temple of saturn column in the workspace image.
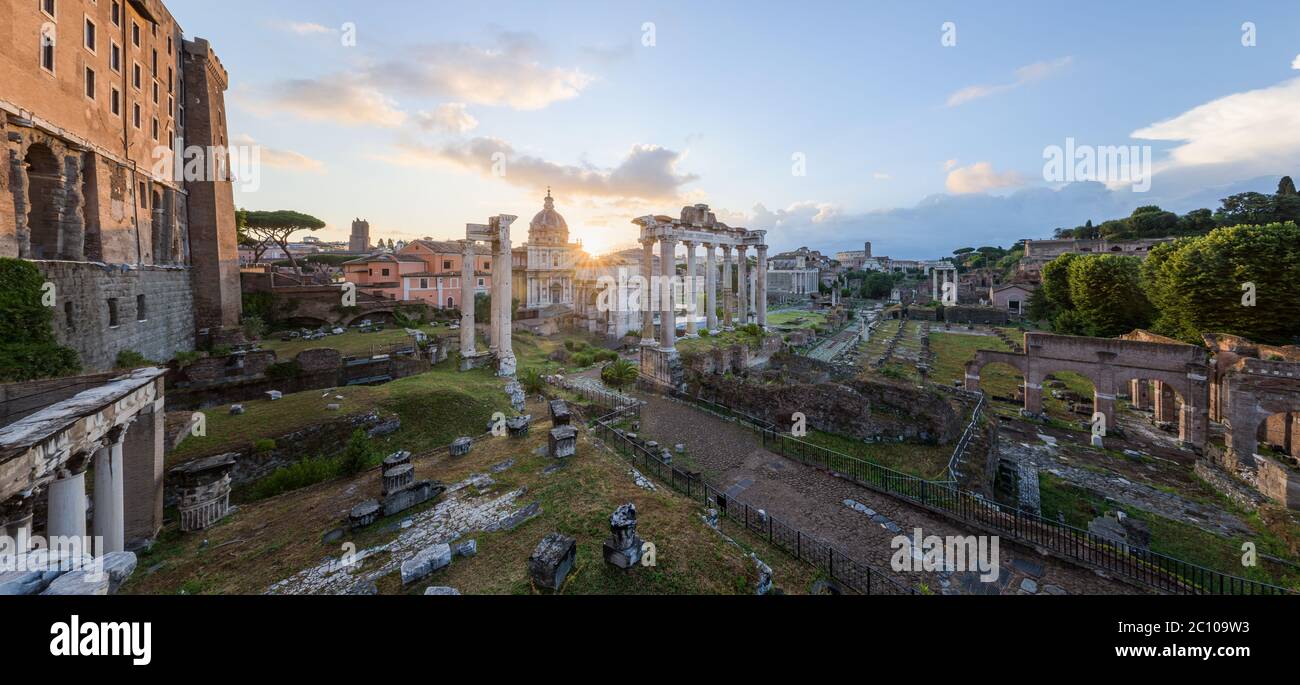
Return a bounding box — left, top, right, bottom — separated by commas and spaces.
0, 368, 167, 557
459, 214, 518, 377
633, 205, 768, 386
930, 263, 958, 303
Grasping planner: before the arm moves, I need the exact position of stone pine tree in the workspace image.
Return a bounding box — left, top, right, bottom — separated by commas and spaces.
242, 210, 327, 274
1142, 222, 1300, 345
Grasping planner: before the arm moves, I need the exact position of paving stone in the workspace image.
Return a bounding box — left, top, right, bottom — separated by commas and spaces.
1020, 578, 1038, 593
400, 543, 452, 585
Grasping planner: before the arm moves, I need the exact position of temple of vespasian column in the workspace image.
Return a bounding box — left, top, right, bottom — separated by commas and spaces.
633, 205, 768, 387
459, 214, 518, 377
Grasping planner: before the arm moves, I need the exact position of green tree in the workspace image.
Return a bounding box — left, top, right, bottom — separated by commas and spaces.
1040, 253, 1077, 310
1142, 222, 1300, 344
1065, 254, 1153, 337
338, 429, 374, 476
242, 209, 326, 273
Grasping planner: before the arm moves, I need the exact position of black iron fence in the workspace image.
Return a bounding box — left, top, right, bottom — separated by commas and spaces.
590, 405, 916, 596
665, 392, 1288, 595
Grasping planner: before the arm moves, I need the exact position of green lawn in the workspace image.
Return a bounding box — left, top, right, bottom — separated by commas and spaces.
766, 310, 827, 330
258, 323, 445, 359
802, 429, 952, 479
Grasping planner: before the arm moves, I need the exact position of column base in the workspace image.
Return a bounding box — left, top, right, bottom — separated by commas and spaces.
496, 355, 517, 377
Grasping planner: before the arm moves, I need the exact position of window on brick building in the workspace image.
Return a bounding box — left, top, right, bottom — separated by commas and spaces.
132, 21, 140, 48
152, 48, 157, 73
443, 260, 451, 270
151, 117, 158, 140
139, 182, 147, 207
40, 28, 56, 73
419, 278, 429, 289
41, 0, 56, 20
84, 17, 96, 53
110, 86, 121, 116
152, 80, 159, 104
381, 268, 390, 277
133, 62, 141, 89
110, 41, 121, 72
133, 102, 140, 128
107, 298, 119, 327
111, 1, 120, 27
84, 67, 95, 99
136, 294, 147, 321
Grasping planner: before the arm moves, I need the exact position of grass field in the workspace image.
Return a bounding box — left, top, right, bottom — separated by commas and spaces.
126, 411, 823, 595
258, 323, 446, 359
803, 429, 953, 479
766, 310, 827, 330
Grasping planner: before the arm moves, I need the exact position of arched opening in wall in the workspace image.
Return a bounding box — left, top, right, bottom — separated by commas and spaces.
447, 296, 455, 309
550, 282, 563, 304
25, 143, 63, 259
977, 361, 1025, 406
81, 152, 103, 261
1255, 411, 1300, 461
1039, 370, 1098, 425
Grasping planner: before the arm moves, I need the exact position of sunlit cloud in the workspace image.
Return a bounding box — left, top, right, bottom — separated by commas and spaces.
945, 162, 1026, 193
231, 134, 325, 173
946, 57, 1072, 107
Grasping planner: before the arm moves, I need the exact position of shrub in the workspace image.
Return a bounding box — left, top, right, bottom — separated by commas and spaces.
115, 350, 151, 369
266, 360, 302, 380
600, 358, 639, 389
241, 314, 267, 340
564, 339, 590, 353
0, 258, 81, 381
253, 439, 277, 453
594, 349, 619, 363
248, 457, 339, 500
570, 352, 595, 368
520, 367, 546, 395
338, 429, 374, 476
174, 350, 203, 368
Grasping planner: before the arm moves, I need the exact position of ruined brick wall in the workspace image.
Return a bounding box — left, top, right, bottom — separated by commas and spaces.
943, 305, 1009, 325
692, 367, 962, 444
34, 261, 195, 372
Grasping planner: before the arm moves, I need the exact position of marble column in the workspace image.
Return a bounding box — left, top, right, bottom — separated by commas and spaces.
640, 237, 657, 344
683, 240, 698, 336
659, 235, 677, 349
495, 220, 516, 375
48, 461, 89, 541
932, 269, 939, 302
92, 426, 128, 554
459, 240, 476, 360
721, 245, 733, 328
705, 243, 718, 331
756, 245, 768, 328
735, 246, 749, 325
489, 245, 500, 355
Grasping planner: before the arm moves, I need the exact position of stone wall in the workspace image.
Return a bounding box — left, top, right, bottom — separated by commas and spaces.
164, 410, 395, 503
690, 355, 962, 444
33, 261, 195, 372
943, 305, 1009, 325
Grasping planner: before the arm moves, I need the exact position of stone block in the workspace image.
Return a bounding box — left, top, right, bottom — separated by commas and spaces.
602, 503, 644, 570
424, 586, 461, 595
102, 551, 138, 594
548, 425, 577, 459
453, 539, 478, 558
450, 437, 473, 457
349, 500, 380, 529
548, 399, 571, 426
528, 533, 577, 591
507, 415, 531, 438
42, 570, 110, 596
401, 543, 452, 585
381, 481, 445, 517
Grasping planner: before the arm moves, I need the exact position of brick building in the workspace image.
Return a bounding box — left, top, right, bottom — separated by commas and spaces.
1, 0, 242, 370
341, 239, 494, 309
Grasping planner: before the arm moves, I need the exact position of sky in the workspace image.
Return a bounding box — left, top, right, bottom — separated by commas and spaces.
168, 0, 1300, 258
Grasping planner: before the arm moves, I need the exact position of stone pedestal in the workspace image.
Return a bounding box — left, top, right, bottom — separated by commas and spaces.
349, 500, 380, 528
549, 426, 577, 459
601, 503, 644, 570
168, 453, 236, 532
450, 437, 473, 457
528, 532, 577, 591
382, 450, 412, 471
507, 415, 531, 438
548, 399, 571, 427
382, 464, 415, 496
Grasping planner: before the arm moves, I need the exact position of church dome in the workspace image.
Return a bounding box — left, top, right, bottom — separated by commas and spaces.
529, 189, 569, 245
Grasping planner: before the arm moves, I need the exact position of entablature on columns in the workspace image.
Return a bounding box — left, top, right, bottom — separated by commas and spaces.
633, 205, 764, 249
0, 368, 165, 503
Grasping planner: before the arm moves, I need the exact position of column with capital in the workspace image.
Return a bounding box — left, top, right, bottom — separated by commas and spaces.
659, 234, 677, 348
48, 453, 91, 541
639, 237, 657, 345
756, 244, 768, 327
93, 425, 129, 553
721, 245, 733, 328
495, 216, 517, 376
459, 240, 477, 366
488, 245, 500, 355
735, 245, 749, 325
704, 243, 718, 332
683, 240, 698, 336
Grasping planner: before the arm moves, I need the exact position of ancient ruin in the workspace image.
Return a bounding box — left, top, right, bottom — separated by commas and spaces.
528, 532, 577, 591
602, 503, 644, 570
459, 215, 517, 376
169, 453, 236, 532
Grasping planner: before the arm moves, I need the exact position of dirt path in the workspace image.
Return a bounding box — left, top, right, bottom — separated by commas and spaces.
634, 390, 1137, 595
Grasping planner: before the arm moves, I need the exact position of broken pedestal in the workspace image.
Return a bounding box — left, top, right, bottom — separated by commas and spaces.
528, 532, 577, 591
601, 503, 644, 570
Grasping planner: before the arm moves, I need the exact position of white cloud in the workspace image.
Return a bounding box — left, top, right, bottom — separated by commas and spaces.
872, 172, 892, 180
1131, 76, 1300, 176
244, 77, 407, 128
943, 159, 959, 171
231, 134, 325, 173
280, 21, 335, 35
945, 162, 1026, 194
415, 103, 479, 134
381, 138, 697, 201
366, 33, 593, 110
946, 57, 1072, 107
1292, 54, 1300, 70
